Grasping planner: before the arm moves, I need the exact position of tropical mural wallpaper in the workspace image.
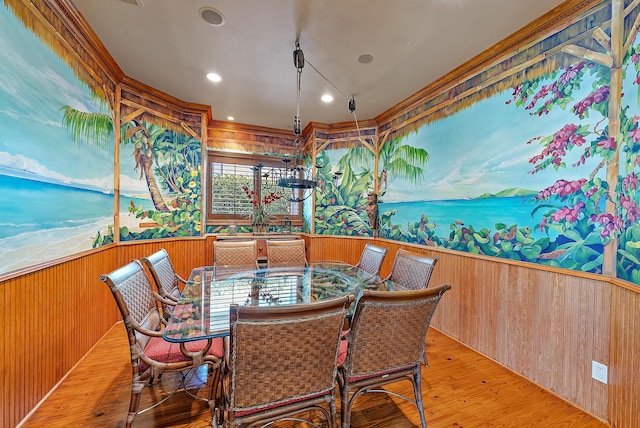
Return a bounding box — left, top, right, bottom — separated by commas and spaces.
58, 103, 204, 244
0, 2, 205, 275
0, 4, 113, 274
313, 148, 375, 236
1, 0, 639, 287
113, 120, 203, 243
314, 19, 640, 286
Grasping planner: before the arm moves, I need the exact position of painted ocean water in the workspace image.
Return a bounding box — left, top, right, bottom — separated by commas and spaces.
379, 196, 551, 239
0, 173, 152, 239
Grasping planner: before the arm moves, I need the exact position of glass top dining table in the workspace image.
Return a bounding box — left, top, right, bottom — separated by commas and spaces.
163, 262, 404, 343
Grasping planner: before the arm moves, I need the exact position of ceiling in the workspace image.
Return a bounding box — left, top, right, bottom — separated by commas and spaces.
70, 0, 566, 133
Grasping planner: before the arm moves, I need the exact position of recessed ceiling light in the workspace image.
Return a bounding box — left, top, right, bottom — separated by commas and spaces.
206, 72, 221, 82
357, 53, 375, 64
227, 116, 235, 121
199, 7, 225, 26
321, 94, 334, 103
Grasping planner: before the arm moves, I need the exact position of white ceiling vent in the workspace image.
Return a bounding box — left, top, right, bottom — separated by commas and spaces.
199, 7, 225, 26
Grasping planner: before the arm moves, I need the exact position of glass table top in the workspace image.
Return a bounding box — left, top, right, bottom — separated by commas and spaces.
163, 262, 403, 342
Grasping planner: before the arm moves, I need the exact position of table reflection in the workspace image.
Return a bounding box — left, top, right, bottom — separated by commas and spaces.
163, 262, 400, 342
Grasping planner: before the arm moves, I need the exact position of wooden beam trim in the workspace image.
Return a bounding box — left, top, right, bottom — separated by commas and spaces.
17, 0, 108, 89
120, 99, 184, 125
181, 122, 202, 142
561, 44, 614, 67
316, 136, 376, 153
623, 3, 640, 53
49, 0, 124, 79
376, 0, 607, 125
120, 108, 145, 124
592, 27, 612, 51
381, 24, 612, 137
624, 0, 640, 16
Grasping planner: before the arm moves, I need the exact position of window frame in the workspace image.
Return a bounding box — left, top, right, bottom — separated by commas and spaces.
205, 151, 303, 226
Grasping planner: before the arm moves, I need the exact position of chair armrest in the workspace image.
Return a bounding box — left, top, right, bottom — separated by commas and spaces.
165, 294, 179, 303
134, 323, 164, 338
153, 290, 177, 307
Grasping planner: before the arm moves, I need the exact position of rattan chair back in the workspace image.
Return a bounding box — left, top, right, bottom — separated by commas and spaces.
100, 260, 222, 428
338, 284, 450, 428
266, 239, 307, 268
141, 248, 185, 319
356, 243, 389, 276
386, 249, 439, 290
225, 295, 353, 427
214, 240, 259, 271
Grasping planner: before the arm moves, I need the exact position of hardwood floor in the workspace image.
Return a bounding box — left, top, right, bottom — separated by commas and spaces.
19, 323, 607, 428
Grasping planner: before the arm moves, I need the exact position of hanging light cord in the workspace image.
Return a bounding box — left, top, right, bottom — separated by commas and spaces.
305, 58, 350, 101
305, 56, 364, 143
295, 63, 302, 131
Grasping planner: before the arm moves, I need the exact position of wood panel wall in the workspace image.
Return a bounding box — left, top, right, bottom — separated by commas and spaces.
1, 247, 118, 428
305, 235, 621, 424
0, 237, 222, 428
609, 283, 640, 428
3, 236, 640, 427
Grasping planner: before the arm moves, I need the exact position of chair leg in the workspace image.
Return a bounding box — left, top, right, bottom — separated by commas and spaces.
209, 365, 224, 427
339, 382, 351, 428
126, 379, 145, 428
328, 396, 337, 428
412, 370, 427, 428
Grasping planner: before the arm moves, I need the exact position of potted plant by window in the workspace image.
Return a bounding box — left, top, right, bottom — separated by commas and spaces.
243, 186, 281, 235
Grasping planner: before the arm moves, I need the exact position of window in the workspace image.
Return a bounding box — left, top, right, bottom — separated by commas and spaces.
206, 152, 302, 225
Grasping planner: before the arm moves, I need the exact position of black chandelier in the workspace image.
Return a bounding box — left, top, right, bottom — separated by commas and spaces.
274, 40, 322, 201
275, 40, 363, 202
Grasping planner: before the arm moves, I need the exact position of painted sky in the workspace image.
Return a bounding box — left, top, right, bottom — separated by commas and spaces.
0, 6, 114, 190
382, 74, 606, 203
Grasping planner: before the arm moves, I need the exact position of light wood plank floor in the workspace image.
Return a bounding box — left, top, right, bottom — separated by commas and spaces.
20, 323, 608, 427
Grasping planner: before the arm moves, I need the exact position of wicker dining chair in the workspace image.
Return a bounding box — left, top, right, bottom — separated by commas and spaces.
100, 260, 224, 428
355, 243, 389, 277
223, 295, 354, 427
385, 249, 441, 367
266, 239, 307, 269
337, 284, 450, 428
385, 249, 439, 290
214, 240, 259, 271
141, 248, 186, 320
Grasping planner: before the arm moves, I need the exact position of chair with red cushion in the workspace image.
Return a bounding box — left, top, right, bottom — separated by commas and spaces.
337, 284, 450, 428
100, 260, 223, 428
141, 248, 186, 320
223, 295, 353, 427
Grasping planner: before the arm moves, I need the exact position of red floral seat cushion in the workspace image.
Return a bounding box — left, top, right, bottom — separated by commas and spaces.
337, 339, 348, 365
139, 337, 224, 372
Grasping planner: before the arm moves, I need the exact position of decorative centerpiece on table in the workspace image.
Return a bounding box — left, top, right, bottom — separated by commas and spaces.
242, 186, 281, 235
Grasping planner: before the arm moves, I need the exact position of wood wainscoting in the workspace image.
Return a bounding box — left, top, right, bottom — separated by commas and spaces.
303, 234, 633, 425
1, 246, 119, 428
3, 234, 640, 427
0, 237, 216, 428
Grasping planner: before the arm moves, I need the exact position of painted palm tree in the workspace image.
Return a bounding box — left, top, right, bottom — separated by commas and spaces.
60, 106, 170, 212
150, 126, 201, 194
125, 120, 170, 212
341, 135, 430, 193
